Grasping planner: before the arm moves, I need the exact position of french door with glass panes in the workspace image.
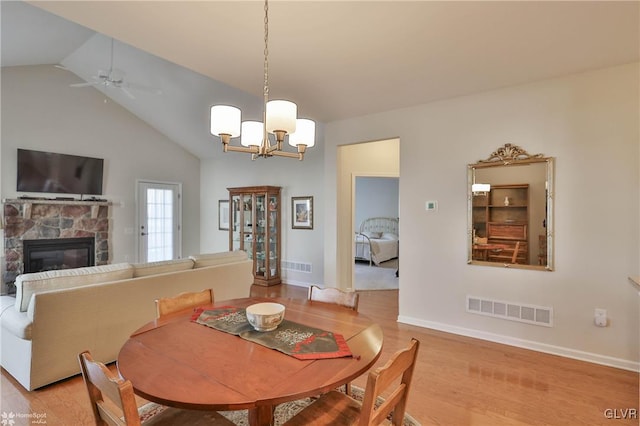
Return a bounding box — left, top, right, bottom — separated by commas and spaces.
137, 181, 182, 263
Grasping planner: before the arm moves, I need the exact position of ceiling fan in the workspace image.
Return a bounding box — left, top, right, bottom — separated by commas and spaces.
69, 38, 161, 99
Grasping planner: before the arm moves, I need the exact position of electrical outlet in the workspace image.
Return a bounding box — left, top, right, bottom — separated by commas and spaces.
594, 308, 607, 327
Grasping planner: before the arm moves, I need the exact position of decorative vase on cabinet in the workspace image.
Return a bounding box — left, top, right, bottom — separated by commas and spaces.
228, 186, 281, 286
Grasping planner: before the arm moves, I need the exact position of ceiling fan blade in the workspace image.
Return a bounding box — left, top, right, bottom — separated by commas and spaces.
69, 82, 98, 88
120, 86, 136, 99
54, 64, 70, 71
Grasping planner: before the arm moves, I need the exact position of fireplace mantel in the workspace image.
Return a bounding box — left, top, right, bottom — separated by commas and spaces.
3, 198, 113, 220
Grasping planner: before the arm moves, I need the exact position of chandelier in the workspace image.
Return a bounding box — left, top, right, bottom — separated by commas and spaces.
471, 183, 491, 196
471, 173, 491, 196
209, 0, 315, 160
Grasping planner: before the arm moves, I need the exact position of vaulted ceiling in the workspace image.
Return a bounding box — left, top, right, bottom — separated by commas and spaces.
3, 1, 638, 159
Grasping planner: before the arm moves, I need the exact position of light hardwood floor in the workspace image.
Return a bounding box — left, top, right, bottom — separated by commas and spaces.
1, 285, 638, 425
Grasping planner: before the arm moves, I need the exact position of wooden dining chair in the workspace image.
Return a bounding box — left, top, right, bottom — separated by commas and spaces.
308, 285, 359, 311
78, 350, 234, 425
308, 285, 360, 395
511, 241, 521, 264
283, 338, 420, 426
155, 288, 213, 319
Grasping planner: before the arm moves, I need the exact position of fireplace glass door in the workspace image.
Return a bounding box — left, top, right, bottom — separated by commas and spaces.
23, 237, 95, 273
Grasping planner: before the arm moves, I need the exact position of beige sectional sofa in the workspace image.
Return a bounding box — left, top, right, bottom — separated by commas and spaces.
0, 250, 253, 391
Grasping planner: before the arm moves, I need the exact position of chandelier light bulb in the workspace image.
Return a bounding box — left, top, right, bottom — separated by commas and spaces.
241, 121, 264, 147
472, 183, 491, 194
289, 119, 316, 148
266, 100, 297, 134
210, 105, 241, 137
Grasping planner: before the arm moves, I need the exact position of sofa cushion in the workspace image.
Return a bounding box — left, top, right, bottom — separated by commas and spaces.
14, 263, 134, 312
132, 258, 195, 277
189, 250, 248, 268
1, 307, 32, 340
0, 295, 15, 316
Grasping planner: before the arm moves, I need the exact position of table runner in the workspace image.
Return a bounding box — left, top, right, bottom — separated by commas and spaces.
191, 306, 352, 360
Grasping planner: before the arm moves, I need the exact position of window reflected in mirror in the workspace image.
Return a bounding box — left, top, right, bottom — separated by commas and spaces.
468, 144, 554, 271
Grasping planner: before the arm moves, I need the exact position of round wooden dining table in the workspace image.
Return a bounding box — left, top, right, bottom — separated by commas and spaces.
117, 296, 383, 426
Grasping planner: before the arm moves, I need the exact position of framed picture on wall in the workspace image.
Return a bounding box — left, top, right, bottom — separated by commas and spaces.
292, 196, 313, 229
218, 200, 229, 231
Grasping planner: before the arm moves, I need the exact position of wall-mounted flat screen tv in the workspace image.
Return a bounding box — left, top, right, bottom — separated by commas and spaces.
17, 149, 104, 195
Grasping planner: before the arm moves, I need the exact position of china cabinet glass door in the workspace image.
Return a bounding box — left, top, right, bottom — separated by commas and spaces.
268, 194, 279, 279
255, 194, 266, 276
231, 195, 242, 251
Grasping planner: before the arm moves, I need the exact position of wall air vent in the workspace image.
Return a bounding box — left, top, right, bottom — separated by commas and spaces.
466, 295, 553, 327
282, 260, 312, 273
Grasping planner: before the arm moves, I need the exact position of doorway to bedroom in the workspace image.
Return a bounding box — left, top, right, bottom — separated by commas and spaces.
337, 138, 399, 291
354, 176, 399, 290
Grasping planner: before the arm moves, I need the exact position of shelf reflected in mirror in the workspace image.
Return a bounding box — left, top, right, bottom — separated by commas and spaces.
467, 144, 554, 271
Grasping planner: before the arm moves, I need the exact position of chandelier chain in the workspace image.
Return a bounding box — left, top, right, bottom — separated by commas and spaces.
263, 0, 269, 103
262, 0, 270, 151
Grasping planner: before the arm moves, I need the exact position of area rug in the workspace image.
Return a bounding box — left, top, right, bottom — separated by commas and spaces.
217, 385, 421, 425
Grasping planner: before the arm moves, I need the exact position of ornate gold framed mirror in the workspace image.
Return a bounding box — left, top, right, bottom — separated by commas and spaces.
468, 144, 554, 270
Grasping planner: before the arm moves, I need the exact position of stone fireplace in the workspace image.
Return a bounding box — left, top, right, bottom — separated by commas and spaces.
3, 199, 111, 290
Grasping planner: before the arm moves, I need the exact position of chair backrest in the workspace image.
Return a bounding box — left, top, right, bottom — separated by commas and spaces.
308, 285, 359, 311
78, 350, 141, 426
359, 338, 420, 426
155, 288, 213, 319
511, 241, 521, 264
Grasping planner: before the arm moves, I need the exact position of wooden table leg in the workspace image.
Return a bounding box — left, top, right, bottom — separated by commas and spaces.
248, 405, 274, 426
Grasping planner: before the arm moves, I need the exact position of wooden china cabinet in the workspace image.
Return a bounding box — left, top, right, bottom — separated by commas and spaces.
472, 184, 529, 264
228, 186, 281, 286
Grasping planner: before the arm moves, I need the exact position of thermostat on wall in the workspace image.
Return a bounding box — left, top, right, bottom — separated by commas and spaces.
425, 200, 438, 212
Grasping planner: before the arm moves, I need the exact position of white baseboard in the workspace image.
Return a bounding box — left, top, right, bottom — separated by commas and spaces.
281, 280, 354, 291
397, 315, 639, 372
280, 279, 309, 288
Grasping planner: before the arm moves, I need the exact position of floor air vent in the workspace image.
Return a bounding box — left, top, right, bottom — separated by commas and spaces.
281, 260, 312, 273
467, 295, 553, 327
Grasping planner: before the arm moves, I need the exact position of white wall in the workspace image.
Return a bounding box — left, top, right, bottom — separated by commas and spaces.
1, 65, 201, 262
355, 177, 399, 230
325, 63, 639, 369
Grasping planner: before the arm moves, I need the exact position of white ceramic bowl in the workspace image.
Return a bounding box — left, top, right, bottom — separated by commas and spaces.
245, 302, 285, 332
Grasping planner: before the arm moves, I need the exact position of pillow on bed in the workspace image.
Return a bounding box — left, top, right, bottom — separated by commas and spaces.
362, 231, 382, 239
381, 232, 398, 240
